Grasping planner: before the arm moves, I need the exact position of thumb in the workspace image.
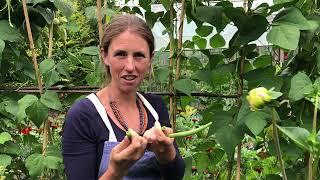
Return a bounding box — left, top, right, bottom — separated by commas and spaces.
161, 126, 173, 137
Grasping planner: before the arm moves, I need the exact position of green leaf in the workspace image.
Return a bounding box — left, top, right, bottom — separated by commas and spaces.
207, 110, 234, 136
26, 100, 49, 128
25, 153, 44, 177
193, 152, 210, 173
273, 0, 295, 4
43, 156, 62, 169
229, 15, 269, 46
0, 142, 21, 155
160, 0, 171, 11
269, 91, 283, 99
81, 46, 99, 56
288, 72, 313, 101
253, 55, 272, 69
0, 132, 12, 145
17, 94, 38, 121
27, 0, 48, 4
173, 79, 196, 96
39, 59, 55, 75
215, 124, 243, 160
183, 156, 192, 178
85, 72, 100, 86
145, 11, 164, 28
313, 76, 320, 93
35, 5, 54, 24
243, 66, 283, 90
154, 66, 170, 83
3, 100, 18, 117
0, 39, 5, 56
273, 7, 312, 30
209, 34, 225, 48
192, 36, 207, 49
56, 61, 70, 78
62, 22, 80, 33
0, 20, 23, 42
53, 0, 73, 19
0, 154, 12, 168
277, 126, 311, 152
192, 6, 226, 32
267, 24, 300, 50
43, 69, 60, 88
195, 25, 213, 37
244, 112, 268, 136
40, 91, 62, 111
140, 0, 151, 12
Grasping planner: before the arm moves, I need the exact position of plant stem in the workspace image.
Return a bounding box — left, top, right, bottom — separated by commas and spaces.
168, 0, 175, 131
22, 0, 43, 95
42, 17, 55, 156
272, 107, 288, 180
312, 95, 318, 134
175, 0, 185, 81
48, 21, 53, 58
236, 144, 241, 180
308, 95, 318, 180
236, 51, 245, 180
97, 0, 103, 46
227, 160, 233, 180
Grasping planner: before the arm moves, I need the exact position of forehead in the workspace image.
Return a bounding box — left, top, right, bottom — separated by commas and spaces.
108, 31, 149, 52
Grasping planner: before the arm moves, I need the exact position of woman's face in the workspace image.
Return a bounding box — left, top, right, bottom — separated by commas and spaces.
103, 30, 152, 93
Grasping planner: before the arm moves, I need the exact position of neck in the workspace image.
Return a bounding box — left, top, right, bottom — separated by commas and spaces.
106, 84, 137, 105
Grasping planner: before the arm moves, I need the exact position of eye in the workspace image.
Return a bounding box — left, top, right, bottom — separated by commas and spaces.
133, 52, 146, 59
114, 50, 127, 57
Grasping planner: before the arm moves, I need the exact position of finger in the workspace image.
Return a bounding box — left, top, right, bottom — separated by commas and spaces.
161, 127, 173, 137
120, 130, 145, 157
113, 136, 131, 153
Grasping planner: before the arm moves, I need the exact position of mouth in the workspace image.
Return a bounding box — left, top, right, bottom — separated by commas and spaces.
121, 75, 138, 81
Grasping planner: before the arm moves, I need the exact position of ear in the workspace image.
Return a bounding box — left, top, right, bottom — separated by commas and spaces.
150, 51, 155, 63
101, 48, 109, 66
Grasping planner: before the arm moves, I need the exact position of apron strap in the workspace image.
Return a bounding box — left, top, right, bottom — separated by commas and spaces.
87, 93, 117, 142
87, 92, 159, 141
137, 92, 159, 122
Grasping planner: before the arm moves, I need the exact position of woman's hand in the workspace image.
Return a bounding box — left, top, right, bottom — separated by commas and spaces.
100, 129, 148, 180
143, 121, 176, 164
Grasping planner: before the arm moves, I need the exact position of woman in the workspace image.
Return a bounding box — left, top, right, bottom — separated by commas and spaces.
62, 14, 185, 180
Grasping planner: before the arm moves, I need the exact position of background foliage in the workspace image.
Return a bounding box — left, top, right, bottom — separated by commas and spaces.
0, 0, 320, 179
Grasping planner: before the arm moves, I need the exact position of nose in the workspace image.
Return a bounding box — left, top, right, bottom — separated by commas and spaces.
124, 56, 135, 72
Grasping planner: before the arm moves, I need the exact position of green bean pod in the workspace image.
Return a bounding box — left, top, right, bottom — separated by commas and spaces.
126, 130, 132, 139
168, 122, 212, 138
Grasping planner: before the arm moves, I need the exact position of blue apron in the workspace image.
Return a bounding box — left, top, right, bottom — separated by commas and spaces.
87, 93, 161, 180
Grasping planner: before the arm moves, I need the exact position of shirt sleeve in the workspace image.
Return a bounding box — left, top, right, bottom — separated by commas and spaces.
152, 95, 186, 180
61, 100, 99, 180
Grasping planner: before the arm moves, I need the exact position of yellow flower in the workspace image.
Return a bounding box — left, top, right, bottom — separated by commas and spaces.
180, 105, 197, 117
247, 87, 271, 110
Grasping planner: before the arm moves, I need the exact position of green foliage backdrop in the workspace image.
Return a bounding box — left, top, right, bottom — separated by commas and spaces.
0, 0, 320, 179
